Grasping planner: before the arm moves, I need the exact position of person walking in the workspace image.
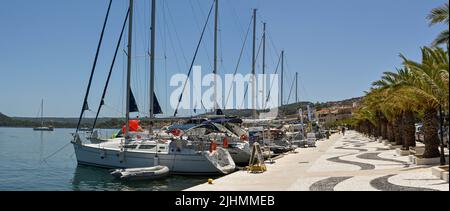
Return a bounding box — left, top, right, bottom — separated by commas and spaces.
341, 127, 346, 136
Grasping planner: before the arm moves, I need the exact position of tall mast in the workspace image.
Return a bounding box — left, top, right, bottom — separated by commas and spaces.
295, 72, 298, 103
252, 9, 257, 119
262, 22, 266, 109
149, 0, 156, 119
75, 0, 112, 134
41, 99, 44, 127
281, 50, 284, 106
125, 0, 134, 139
213, 0, 219, 111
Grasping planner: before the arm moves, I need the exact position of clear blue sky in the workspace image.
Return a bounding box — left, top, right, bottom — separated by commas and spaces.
0, 0, 447, 117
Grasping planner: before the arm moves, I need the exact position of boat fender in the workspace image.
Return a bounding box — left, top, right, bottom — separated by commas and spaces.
240, 134, 248, 141
170, 128, 182, 137
223, 137, 229, 148
209, 141, 217, 153
100, 150, 106, 159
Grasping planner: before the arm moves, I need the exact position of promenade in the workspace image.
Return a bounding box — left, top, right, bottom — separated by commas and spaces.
186, 131, 449, 191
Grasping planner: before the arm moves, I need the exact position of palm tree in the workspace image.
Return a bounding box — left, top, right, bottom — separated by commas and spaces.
427, 3, 449, 48
401, 47, 449, 158
372, 69, 418, 148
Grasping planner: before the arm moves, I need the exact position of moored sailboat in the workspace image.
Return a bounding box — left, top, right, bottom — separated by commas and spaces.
33, 99, 54, 131
71, 0, 236, 175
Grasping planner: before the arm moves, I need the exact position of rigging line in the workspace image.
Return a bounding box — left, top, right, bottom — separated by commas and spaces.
240, 33, 264, 109
287, 76, 296, 104
92, 8, 130, 131
165, 2, 189, 67
173, 1, 215, 117
164, 6, 184, 76
267, 31, 278, 52
41, 142, 72, 163
121, 47, 126, 117
103, 104, 125, 117
285, 57, 309, 101
267, 31, 281, 63
76, 0, 113, 133
162, 0, 169, 116
227, 2, 253, 62
219, 16, 225, 72
265, 53, 282, 109
224, 15, 253, 108
132, 9, 143, 117
190, 0, 213, 70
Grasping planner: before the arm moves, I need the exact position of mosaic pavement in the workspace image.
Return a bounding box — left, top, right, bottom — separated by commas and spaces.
291, 131, 449, 191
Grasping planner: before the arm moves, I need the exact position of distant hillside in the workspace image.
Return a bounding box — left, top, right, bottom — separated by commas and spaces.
0, 97, 362, 128
0, 112, 11, 122
316, 97, 363, 109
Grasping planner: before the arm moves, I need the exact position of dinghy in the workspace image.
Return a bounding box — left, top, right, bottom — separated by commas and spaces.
111, 166, 170, 181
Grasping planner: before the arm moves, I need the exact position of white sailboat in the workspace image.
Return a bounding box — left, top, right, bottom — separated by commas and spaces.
71, 0, 235, 175
33, 99, 54, 131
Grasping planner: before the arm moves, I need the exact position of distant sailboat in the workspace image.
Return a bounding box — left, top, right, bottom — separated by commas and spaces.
33, 99, 54, 131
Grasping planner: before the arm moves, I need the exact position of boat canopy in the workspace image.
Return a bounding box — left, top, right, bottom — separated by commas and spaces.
202, 118, 243, 124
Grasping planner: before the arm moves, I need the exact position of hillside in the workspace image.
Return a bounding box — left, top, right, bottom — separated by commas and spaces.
0, 97, 362, 128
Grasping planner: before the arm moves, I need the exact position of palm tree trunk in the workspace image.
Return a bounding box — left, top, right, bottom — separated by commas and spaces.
375, 112, 382, 138
394, 115, 403, 146
402, 110, 416, 149
423, 108, 441, 158
387, 122, 395, 143
381, 118, 388, 139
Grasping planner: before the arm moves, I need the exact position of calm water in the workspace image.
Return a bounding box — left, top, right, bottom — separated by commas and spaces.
0, 127, 211, 191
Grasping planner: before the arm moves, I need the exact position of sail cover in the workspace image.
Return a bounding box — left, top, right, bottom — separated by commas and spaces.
129, 90, 139, 113
83, 101, 90, 111
153, 92, 163, 114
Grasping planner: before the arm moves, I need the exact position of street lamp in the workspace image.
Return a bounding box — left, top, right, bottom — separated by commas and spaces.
439, 105, 446, 165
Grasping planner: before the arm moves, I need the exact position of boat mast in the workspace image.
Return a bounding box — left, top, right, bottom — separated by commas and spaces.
252, 9, 257, 119
295, 72, 298, 103
41, 99, 44, 127
125, 0, 134, 140
75, 0, 112, 134
150, 0, 156, 120
262, 22, 266, 110
213, 0, 219, 112
281, 50, 284, 107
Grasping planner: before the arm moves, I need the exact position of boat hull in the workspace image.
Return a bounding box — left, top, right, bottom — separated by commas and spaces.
72, 143, 235, 175
33, 127, 54, 131
227, 146, 251, 165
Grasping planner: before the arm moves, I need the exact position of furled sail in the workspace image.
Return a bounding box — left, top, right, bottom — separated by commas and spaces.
129, 90, 139, 113
83, 101, 90, 111
153, 92, 163, 114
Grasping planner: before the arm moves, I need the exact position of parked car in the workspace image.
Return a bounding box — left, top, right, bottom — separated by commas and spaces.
415, 123, 424, 143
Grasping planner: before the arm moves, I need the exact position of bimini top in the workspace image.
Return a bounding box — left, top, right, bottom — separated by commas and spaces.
202, 118, 243, 124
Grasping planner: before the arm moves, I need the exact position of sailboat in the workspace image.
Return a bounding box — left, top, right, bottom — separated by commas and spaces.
71, 0, 236, 175
33, 99, 54, 131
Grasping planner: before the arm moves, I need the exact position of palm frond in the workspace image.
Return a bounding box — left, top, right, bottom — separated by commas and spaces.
427, 3, 449, 26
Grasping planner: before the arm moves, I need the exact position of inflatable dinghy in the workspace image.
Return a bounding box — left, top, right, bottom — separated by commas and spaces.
111, 166, 170, 181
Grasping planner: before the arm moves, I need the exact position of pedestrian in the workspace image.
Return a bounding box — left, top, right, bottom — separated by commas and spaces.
342, 127, 346, 136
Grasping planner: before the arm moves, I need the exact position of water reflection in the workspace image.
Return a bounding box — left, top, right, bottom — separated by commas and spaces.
71, 165, 211, 191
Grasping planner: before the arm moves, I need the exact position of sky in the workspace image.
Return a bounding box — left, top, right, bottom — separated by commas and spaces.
0, 0, 447, 118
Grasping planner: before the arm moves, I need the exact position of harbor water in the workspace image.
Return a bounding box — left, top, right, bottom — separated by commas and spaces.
0, 127, 211, 191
